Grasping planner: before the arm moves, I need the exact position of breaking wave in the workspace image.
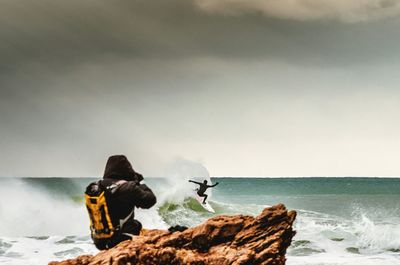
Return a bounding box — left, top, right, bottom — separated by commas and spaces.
1, 176, 400, 265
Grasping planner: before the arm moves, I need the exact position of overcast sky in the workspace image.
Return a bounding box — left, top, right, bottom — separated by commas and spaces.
1, 0, 400, 177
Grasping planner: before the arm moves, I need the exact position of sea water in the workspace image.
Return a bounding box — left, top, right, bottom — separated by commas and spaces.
0, 177, 400, 264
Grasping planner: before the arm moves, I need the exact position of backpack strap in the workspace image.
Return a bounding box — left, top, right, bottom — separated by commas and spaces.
119, 208, 135, 228
105, 180, 127, 194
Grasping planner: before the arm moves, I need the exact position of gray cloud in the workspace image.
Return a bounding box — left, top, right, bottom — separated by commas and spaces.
195, 0, 400, 22
1, 0, 400, 176
1, 0, 400, 73
2, 57, 400, 176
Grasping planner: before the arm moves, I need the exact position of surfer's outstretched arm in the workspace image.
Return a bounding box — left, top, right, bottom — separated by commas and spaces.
207, 182, 219, 188
189, 180, 202, 185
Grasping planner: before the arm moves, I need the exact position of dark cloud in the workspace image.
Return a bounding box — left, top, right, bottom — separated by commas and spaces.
1, 0, 400, 176
1, 0, 400, 74
195, 0, 400, 22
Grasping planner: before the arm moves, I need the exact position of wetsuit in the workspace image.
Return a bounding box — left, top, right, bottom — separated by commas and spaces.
87, 155, 156, 250
189, 180, 219, 204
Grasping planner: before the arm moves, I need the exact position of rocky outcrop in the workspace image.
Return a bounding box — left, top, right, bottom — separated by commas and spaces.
50, 204, 296, 265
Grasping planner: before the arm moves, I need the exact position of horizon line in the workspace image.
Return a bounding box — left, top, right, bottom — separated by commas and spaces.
1, 175, 400, 178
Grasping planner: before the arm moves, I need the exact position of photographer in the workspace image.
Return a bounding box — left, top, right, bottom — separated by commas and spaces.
85, 155, 156, 250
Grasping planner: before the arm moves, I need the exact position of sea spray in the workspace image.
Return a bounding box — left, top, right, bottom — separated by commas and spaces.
0, 158, 215, 236
1, 177, 400, 265
151, 158, 215, 227
0, 178, 88, 237
158, 158, 213, 203
355, 214, 400, 252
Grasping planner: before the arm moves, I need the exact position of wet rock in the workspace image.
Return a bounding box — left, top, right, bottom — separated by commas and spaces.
346, 247, 360, 254
50, 204, 296, 265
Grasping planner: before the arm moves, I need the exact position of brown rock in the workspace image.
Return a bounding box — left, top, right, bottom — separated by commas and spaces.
50, 204, 296, 265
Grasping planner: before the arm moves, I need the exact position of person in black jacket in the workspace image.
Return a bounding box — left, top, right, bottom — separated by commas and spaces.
88, 155, 157, 250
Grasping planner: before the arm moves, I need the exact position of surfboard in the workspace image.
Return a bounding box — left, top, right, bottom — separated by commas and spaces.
195, 195, 215, 213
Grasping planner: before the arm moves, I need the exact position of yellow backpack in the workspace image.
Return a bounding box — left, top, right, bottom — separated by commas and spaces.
85, 181, 115, 239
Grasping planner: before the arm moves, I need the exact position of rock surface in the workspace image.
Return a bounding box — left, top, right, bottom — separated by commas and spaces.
50, 204, 296, 265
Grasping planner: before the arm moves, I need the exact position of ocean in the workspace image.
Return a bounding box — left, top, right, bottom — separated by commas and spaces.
1, 177, 400, 265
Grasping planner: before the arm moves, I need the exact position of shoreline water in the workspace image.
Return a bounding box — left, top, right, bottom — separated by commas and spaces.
1, 177, 399, 264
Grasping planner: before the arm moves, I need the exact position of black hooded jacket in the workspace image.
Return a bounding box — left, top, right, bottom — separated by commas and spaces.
100, 155, 156, 233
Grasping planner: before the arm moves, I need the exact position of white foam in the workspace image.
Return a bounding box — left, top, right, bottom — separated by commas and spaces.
289, 210, 400, 264
2, 174, 400, 265
0, 236, 97, 265
157, 157, 213, 204
355, 215, 400, 252
0, 179, 88, 236
288, 254, 400, 265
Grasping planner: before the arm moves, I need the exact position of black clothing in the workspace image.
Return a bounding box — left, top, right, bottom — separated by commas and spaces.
103, 155, 144, 182
197, 191, 208, 204
189, 180, 218, 204
100, 178, 156, 219
196, 183, 208, 195
89, 155, 156, 250
189, 180, 218, 195
93, 219, 142, 250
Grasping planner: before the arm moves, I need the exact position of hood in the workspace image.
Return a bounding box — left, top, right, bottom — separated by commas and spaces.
103, 155, 143, 182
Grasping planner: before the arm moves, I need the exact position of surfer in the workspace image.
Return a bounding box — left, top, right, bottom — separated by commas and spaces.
188, 179, 219, 204
85, 155, 157, 250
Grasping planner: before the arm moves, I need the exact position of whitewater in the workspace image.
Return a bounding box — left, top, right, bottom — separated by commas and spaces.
1, 177, 400, 265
